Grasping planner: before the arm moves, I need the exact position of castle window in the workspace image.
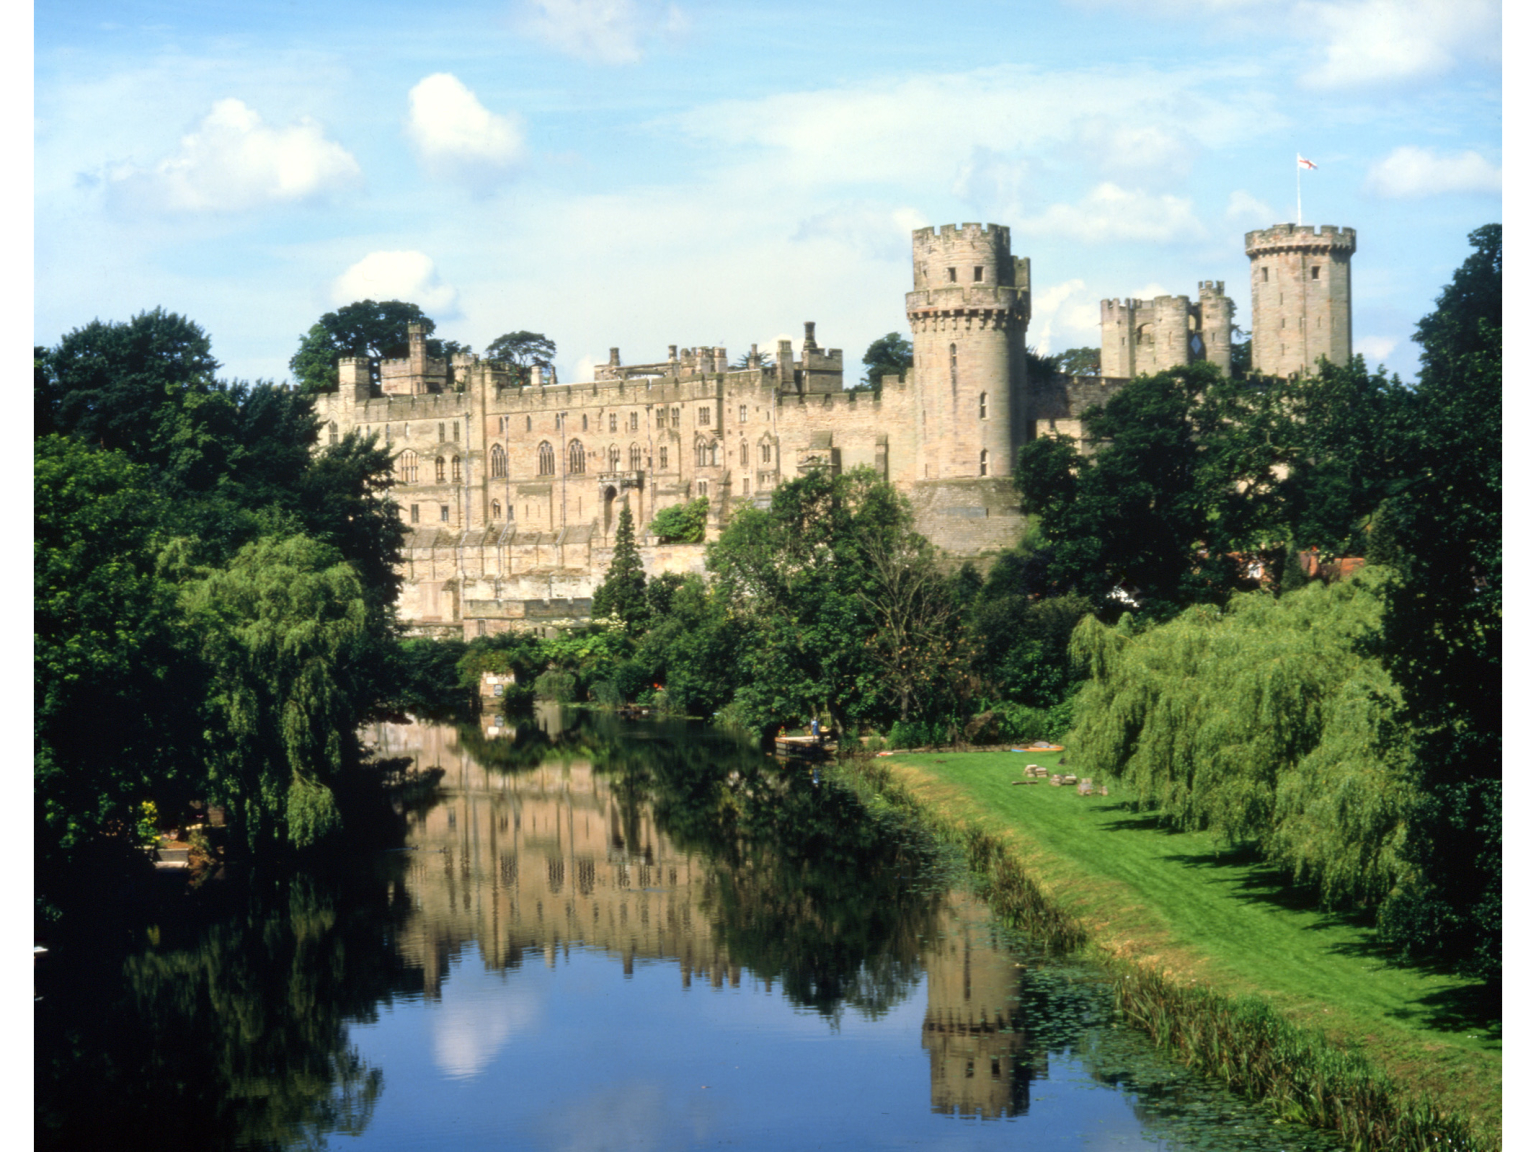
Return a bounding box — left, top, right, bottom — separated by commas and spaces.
696, 440, 709, 468
660, 445, 669, 469
698, 480, 708, 497
410, 504, 419, 524
498, 416, 508, 433
398, 450, 419, 485
328, 421, 338, 446
739, 404, 747, 423
699, 406, 711, 426
629, 444, 641, 470
610, 413, 617, 432
1281, 317, 1285, 329
973, 266, 983, 282
1262, 267, 1269, 283
979, 392, 988, 419
609, 445, 621, 471
453, 422, 459, 441
1311, 265, 1320, 280
569, 441, 586, 474
440, 505, 449, 522
439, 422, 446, 441
762, 442, 772, 463
581, 414, 588, 431
979, 449, 989, 477
630, 412, 638, 432
490, 444, 507, 479
452, 456, 462, 482
491, 500, 501, 520
947, 267, 956, 282
538, 441, 555, 475
949, 343, 957, 388
741, 442, 749, 465
435, 457, 446, 483
671, 407, 680, 428
526, 415, 532, 432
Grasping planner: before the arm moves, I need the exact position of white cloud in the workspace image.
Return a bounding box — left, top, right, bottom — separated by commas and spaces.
1363, 146, 1501, 197
1224, 189, 1275, 223
406, 74, 526, 186
791, 204, 928, 260
521, 0, 684, 65
1356, 335, 1397, 363
107, 98, 360, 213
1296, 0, 1499, 88
1014, 183, 1206, 244
331, 251, 458, 313
1075, 119, 1198, 186
1029, 278, 1097, 355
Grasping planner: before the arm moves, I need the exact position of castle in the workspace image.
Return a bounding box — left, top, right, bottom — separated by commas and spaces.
313, 220, 1354, 637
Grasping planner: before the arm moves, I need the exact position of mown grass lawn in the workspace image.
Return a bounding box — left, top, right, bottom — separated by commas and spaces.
875, 749, 1500, 1134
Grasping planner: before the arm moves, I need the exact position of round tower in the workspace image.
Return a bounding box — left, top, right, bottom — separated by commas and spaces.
1197, 281, 1234, 376
1244, 224, 1355, 378
906, 223, 1030, 479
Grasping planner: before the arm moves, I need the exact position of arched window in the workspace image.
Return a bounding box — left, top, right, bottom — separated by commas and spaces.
435, 456, 446, 483
659, 445, 669, 469
949, 343, 957, 389
629, 444, 641, 470
490, 444, 507, 478
397, 451, 419, 485
328, 421, 338, 446
979, 449, 989, 477
491, 500, 502, 520
569, 440, 586, 474
452, 456, 462, 482
538, 441, 554, 476
696, 439, 709, 468
761, 441, 773, 464
609, 445, 621, 471
979, 392, 988, 419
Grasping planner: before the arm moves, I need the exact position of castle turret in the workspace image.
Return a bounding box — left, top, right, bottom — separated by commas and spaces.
906, 224, 1030, 479
1197, 281, 1234, 377
1245, 224, 1355, 377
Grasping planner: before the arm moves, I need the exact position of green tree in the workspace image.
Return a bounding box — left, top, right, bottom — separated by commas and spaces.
859, 332, 913, 390
484, 330, 556, 385
732, 348, 774, 370
1375, 225, 1501, 981
649, 496, 708, 543
591, 501, 648, 629
289, 301, 462, 394
1053, 346, 1101, 376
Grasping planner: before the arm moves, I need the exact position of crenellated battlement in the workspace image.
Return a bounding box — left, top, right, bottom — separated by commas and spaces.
1244, 223, 1357, 254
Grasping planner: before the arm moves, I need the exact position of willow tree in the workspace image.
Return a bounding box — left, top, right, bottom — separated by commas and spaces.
1068, 570, 1416, 910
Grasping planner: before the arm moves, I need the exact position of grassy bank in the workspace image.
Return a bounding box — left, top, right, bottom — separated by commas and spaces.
839, 749, 1499, 1149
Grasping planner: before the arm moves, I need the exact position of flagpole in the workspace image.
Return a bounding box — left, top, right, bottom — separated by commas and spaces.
1296, 153, 1302, 224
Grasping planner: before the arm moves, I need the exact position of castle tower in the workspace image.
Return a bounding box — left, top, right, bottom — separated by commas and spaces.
1245, 224, 1355, 377
1197, 281, 1234, 376
906, 224, 1030, 479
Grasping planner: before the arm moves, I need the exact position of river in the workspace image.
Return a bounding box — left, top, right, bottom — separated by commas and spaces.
35, 708, 1342, 1151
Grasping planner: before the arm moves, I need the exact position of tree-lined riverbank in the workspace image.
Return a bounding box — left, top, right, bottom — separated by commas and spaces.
838, 750, 1498, 1150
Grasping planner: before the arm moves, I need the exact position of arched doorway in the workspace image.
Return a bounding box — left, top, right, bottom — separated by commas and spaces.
603, 485, 618, 533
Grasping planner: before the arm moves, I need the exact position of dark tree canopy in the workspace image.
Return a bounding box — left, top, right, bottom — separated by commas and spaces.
859, 332, 913, 390
484, 330, 556, 385
1052, 346, 1101, 377
289, 301, 464, 393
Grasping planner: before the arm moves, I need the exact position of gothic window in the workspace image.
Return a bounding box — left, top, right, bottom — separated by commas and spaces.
609, 413, 617, 432
453, 422, 459, 441
699, 407, 711, 426
435, 457, 446, 483
498, 415, 508, 433
696, 439, 709, 468
538, 441, 555, 475
740, 441, 748, 465
630, 412, 638, 432
609, 445, 621, 471
979, 449, 989, 477
629, 444, 641, 470
979, 392, 988, 419
569, 440, 586, 474
581, 414, 588, 431
697, 479, 708, 497
659, 445, 669, 469
671, 407, 680, 429
491, 500, 502, 520
452, 456, 462, 482
490, 444, 507, 478
739, 404, 747, 422
761, 442, 772, 464
328, 421, 338, 446
399, 451, 420, 484
439, 423, 446, 441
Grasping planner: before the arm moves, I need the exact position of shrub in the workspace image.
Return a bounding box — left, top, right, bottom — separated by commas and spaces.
533, 669, 576, 703
590, 679, 622, 709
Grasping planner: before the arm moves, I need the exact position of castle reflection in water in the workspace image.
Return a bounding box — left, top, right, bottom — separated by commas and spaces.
370, 714, 1048, 1119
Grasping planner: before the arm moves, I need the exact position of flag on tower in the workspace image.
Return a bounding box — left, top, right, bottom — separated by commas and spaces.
1298, 155, 1318, 170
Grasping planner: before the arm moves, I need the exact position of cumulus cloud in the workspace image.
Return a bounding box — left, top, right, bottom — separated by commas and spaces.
953, 147, 1033, 214
331, 251, 458, 313
1356, 336, 1397, 363
521, 0, 686, 65
791, 204, 928, 260
1029, 279, 1102, 355
407, 74, 526, 186
1224, 189, 1276, 224
106, 98, 360, 213
1363, 146, 1501, 197
1075, 119, 1198, 186
1295, 0, 1499, 88
1014, 184, 1206, 244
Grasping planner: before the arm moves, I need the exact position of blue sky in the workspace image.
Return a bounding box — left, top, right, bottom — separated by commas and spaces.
35, 0, 1501, 386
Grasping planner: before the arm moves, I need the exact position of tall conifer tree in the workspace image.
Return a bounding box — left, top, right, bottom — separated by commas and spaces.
592, 501, 648, 629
